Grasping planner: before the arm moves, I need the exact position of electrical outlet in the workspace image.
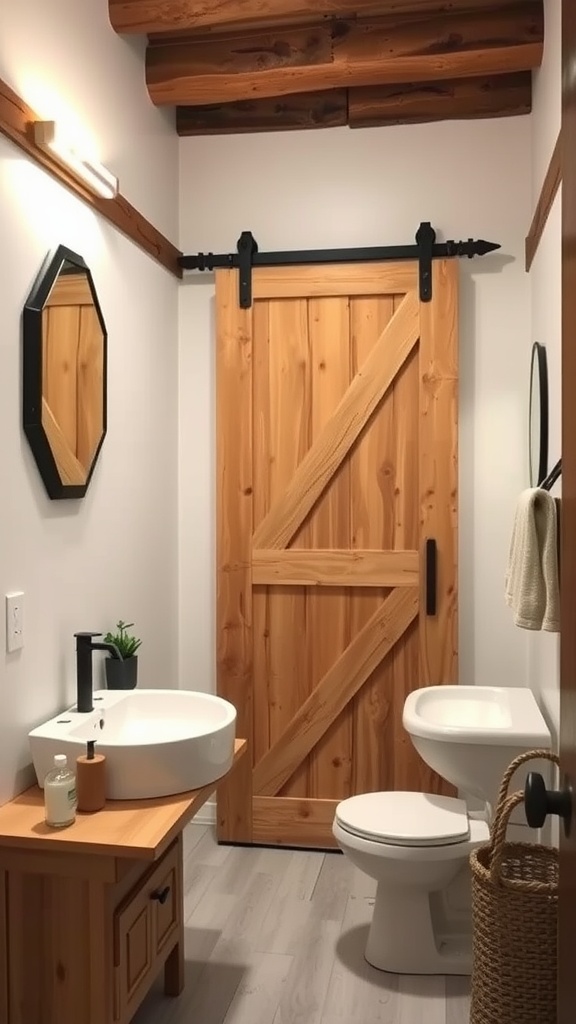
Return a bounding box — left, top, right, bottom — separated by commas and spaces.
6, 592, 24, 653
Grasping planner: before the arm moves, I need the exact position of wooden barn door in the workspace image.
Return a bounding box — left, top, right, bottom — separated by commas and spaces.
217, 259, 458, 848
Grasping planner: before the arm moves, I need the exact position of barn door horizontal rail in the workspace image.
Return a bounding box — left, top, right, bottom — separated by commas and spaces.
178, 221, 500, 308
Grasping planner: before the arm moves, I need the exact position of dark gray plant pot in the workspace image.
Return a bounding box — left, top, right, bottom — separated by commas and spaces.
105, 655, 138, 690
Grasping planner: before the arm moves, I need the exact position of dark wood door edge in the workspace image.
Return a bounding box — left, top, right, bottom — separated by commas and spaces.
0, 75, 182, 279
526, 129, 562, 271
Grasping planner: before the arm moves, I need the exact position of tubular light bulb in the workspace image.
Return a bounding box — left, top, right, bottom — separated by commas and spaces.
33, 121, 119, 199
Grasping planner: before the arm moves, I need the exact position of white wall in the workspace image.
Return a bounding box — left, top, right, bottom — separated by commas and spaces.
528, 0, 562, 740
0, 3, 180, 803
178, 116, 532, 698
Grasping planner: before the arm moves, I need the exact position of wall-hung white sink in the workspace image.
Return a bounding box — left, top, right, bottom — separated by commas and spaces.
29, 689, 237, 800
402, 685, 551, 805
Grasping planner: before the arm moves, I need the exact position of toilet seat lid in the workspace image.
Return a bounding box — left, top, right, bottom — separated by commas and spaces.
335, 791, 470, 847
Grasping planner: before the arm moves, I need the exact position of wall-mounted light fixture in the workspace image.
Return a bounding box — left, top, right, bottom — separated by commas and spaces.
33, 121, 119, 199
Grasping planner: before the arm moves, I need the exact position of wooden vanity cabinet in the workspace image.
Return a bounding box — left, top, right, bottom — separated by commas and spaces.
3, 837, 183, 1024
0, 739, 246, 1024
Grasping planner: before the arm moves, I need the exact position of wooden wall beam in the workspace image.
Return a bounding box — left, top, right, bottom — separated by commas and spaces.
146, 4, 543, 107
111, 0, 536, 36
526, 129, 562, 271
0, 75, 182, 278
177, 72, 531, 134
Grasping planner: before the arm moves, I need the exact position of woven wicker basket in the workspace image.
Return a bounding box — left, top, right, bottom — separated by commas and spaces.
470, 748, 559, 1024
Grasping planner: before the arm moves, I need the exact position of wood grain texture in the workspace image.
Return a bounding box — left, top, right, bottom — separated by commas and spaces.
0, 873, 6, 1024
306, 297, 352, 802
76, 306, 105, 472
43, 306, 80, 456
178, 73, 531, 136
252, 549, 419, 586
3, 841, 183, 1024
348, 295, 397, 796
0, 740, 247, 861
253, 588, 419, 796
253, 262, 418, 298
418, 259, 458, 687
526, 128, 562, 270
252, 797, 337, 848
44, 274, 94, 306
252, 300, 272, 770
216, 262, 458, 850
41, 399, 86, 485
146, 6, 543, 106
0, 74, 181, 277
112, 0, 536, 35
348, 71, 532, 127
267, 299, 312, 799
253, 291, 419, 550
216, 266, 254, 843
177, 90, 348, 134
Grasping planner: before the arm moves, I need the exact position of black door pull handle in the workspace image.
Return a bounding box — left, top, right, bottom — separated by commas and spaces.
425, 539, 437, 616
525, 772, 572, 836
151, 886, 171, 905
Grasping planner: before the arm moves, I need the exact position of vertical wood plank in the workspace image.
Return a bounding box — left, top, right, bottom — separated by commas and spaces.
43, 306, 80, 456
0, 872, 7, 1024
164, 833, 185, 996
389, 321, 425, 792
419, 259, 458, 686
308, 297, 352, 800
267, 299, 311, 798
252, 300, 272, 768
216, 269, 254, 842
76, 306, 104, 472
88, 880, 113, 1021
349, 296, 396, 794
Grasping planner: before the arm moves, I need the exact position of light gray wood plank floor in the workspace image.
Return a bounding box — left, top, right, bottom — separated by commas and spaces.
133, 824, 471, 1024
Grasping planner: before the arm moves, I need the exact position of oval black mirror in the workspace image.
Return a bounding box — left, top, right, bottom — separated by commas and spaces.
23, 245, 107, 499
529, 341, 548, 487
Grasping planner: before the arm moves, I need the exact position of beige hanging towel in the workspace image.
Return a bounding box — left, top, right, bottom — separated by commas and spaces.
505, 488, 560, 632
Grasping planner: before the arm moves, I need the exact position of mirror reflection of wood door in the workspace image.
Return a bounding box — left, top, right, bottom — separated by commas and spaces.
216, 259, 458, 848
41, 271, 104, 486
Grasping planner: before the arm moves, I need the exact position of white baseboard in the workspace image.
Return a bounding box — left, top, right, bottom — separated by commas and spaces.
190, 799, 216, 826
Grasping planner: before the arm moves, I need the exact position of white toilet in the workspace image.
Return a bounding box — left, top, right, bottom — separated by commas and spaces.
333, 685, 551, 975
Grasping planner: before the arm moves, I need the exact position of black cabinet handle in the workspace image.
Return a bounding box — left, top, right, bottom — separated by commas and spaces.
525, 772, 572, 836
151, 886, 171, 905
425, 539, 437, 616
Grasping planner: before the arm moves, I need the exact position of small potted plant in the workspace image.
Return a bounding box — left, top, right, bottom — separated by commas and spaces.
103, 620, 142, 690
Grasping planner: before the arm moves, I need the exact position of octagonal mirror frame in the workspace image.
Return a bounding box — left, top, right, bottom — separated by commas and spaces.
23, 245, 108, 499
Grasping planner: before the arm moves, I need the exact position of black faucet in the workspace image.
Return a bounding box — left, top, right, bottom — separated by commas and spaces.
74, 632, 122, 713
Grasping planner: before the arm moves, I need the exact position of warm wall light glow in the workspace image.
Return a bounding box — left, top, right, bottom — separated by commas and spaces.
33, 121, 119, 199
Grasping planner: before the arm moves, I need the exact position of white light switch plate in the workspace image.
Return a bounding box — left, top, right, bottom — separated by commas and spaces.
6, 592, 24, 652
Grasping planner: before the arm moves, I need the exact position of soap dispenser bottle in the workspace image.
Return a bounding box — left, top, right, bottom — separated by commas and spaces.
44, 754, 77, 828
76, 740, 106, 812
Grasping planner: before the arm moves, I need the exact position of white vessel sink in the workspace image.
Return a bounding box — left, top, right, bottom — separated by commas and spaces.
29, 689, 237, 800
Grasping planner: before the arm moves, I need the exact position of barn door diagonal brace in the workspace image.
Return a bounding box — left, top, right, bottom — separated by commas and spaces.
178, 222, 500, 307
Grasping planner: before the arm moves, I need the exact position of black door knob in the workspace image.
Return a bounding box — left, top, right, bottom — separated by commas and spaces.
525, 771, 572, 835
151, 885, 171, 905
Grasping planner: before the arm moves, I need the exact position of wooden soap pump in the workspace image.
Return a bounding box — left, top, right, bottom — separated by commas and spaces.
76, 739, 106, 813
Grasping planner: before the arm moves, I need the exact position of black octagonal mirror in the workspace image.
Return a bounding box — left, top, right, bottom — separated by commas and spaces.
23, 245, 107, 499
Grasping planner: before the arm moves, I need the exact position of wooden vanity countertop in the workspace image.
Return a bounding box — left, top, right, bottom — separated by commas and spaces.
0, 739, 246, 861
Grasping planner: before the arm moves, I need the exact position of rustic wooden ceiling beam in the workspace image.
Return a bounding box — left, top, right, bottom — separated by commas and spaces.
176, 71, 530, 134
349, 69, 531, 126
110, 0, 535, 36
146, 4, 543, 107
177, 90, 348, 134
